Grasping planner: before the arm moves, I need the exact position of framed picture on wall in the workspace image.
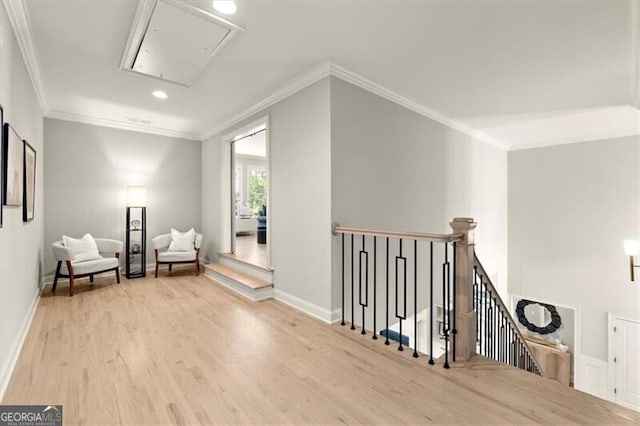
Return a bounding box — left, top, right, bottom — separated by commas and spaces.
3, 123, 24, 206
0, 105, 3, 227
23, 140, 36, 222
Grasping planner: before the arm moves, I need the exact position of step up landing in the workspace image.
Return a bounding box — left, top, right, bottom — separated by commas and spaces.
203, 263, 273, 301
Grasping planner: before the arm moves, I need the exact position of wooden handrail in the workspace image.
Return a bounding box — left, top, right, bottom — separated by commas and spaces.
473, 253, 545, 376
332, 224, 463, 243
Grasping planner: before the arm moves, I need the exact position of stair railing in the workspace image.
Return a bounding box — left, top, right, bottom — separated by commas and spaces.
332, 223, 463, 368
473, 253, 544, 376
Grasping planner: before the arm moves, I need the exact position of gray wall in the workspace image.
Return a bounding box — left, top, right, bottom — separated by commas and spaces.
0, 4, 45, 396
202, 78, 332, 310
43, 119, 202, 276
330, 77, 508, 313
508, 136, 640, 360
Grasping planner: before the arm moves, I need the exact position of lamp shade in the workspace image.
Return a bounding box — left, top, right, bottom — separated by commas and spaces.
624, 239, 639, 256
127, 186, 146, 207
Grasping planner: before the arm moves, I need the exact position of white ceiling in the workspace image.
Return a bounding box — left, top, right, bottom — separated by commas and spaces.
17, 0, 639, 148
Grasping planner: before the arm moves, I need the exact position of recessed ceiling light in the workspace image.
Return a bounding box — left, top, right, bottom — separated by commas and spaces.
152, 90, 168, 99
213, 0, 236, 15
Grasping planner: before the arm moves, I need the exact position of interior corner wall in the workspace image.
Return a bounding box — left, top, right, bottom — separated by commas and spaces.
43, 119, 202, 277
508, 136, 640, 361
201, 77, 332, 312
329, 76, 508, 311
0, 4, 45, 398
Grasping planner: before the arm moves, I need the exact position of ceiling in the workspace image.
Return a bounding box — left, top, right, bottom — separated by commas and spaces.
16, 0, 639, 149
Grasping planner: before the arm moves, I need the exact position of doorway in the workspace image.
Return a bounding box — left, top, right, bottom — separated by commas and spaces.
610, 316, 640, 412
226, 118, 269, 269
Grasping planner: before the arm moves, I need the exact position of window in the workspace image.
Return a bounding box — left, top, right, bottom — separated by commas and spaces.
249, 166, 267, 216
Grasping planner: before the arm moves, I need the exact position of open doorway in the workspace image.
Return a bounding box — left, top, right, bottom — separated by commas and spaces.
228, 120, 269, 269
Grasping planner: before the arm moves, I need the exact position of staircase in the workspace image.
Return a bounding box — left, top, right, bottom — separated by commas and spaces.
332, 217, 544, 376
203, 253, 273, 301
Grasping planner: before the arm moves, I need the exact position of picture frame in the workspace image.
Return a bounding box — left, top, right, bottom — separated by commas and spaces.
23, 140, 36, 222
3, 123, 23, 206
0, 105, 3, 228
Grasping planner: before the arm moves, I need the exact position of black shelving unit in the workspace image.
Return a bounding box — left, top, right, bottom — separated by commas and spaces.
126, 206, 146, 279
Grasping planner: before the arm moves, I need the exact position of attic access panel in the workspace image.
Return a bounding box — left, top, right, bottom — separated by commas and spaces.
120, 0, 243, 86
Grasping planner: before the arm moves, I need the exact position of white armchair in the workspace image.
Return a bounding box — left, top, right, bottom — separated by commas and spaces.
51, 238, 123, 296
152, 232, 203, 278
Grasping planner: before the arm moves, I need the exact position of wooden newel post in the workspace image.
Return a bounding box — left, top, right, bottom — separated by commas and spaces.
450, 217, 477, 362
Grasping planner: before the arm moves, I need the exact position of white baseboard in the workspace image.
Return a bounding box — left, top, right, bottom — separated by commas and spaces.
575, 354, 611, 402
273, 289, 341, 324
0, 289, 41, 401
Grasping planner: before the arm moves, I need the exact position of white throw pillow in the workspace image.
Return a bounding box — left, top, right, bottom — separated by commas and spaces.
168, 228, 195, 252
63, 233, 101, 262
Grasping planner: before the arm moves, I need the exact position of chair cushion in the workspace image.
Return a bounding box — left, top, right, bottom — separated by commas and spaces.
62, 233, 101, 262
61, 257, 118, 276
158, 250, 197, 262
169, 228, 195, 251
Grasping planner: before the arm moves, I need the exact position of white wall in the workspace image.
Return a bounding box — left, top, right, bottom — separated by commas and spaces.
43, 118, 202, 275
330, 77, 508, 313
508, 136, 640, 361
0, 4, 44, 397
202, 78, 332, 311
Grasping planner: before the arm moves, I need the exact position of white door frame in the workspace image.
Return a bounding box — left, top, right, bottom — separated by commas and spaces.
220, 115, 271, 267
608, 313, 640, 407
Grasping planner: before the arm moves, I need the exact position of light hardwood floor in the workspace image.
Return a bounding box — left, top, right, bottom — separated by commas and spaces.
3, 273, 639, 424
229, 234, 268, 269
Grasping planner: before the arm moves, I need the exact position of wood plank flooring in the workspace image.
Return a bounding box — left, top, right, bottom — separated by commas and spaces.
2, 273, 639, 425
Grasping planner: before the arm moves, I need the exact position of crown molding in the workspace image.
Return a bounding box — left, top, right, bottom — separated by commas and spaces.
199, 59, 333, 140
200, 58, 509, 149
507, 128, 639, 152
328, 62, 509, 150
2, 0, 50, 114
47, 110, 200, 141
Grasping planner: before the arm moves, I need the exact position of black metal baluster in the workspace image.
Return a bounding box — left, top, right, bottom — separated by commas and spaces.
488, 290, 493, 359
351, 234, 355, 330
385, 237, 390, 345
452, 242, 457, 362
429, 241, 434, 365
443, 242, 450, 369
341, 233, 345, 326
359, 235, 368, 335
373, 236, 377, 340
396, 239, 406, 352
413, 240, 418, 358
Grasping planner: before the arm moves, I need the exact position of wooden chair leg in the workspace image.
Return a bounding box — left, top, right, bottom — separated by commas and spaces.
168, 264, 172, 272
195, 259, 199, 276
155, 262, 159, 278
52, 261, 62, 293
115, 267, 121, 284
66, 261, 75, 297
90, 274, 94, 283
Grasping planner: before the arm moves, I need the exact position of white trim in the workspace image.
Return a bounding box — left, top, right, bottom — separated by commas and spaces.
201, 58, 510, 149
46, 110, 200, 141
274, 289, 341, 324
575, 353, 610, 401
328, 62, 509, 150
200, 60, 332, 140
203, 268, 273, 302
2, 0, 50, 114
507, 129, 639, 152
0, 288, 40, 400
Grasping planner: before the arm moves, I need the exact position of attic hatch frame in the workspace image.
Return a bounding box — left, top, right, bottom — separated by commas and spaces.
119, 0, 244, 87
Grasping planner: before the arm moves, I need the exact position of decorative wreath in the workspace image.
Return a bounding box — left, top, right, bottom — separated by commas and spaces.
515, 299, 561, 335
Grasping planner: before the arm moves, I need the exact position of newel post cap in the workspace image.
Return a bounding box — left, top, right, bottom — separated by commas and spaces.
450, 217, 477, 231
450, 217, 477, 245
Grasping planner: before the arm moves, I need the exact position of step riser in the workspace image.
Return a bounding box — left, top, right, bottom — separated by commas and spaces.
204, 269, 274, 302
219, 256, 273, 283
